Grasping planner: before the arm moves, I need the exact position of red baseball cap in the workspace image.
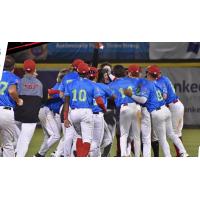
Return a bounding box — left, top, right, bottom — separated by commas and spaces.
89, 67, 98, 78
128, 64, 142, 73
23, 59, 36, 72
77, 63, 90, 74
72, 59, 84, 69
146, 65, 161, 75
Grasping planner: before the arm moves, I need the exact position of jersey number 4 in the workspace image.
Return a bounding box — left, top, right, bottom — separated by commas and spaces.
72, 89, 87, 102
0, 82, 8, 95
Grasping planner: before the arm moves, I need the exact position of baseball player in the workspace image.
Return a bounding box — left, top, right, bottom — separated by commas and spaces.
34, 70, 68, 157
124, 67, 188, 157
88, 67, 114, 156
148, 65, 187, 156
15, 59, 43, 157
63, 63, 106, 157
0, 56, 23, 157
97, 66, 120, 157
109, 65, 141, 157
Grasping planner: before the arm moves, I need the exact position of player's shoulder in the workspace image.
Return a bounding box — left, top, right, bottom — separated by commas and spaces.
2, 70, 20, 82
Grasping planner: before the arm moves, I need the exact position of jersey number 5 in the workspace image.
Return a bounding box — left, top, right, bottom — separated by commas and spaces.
0, 82, 8, 95
72, 89, 87, 102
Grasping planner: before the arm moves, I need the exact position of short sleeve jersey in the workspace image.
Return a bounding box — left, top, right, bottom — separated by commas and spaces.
0, 71, 20, 107
64, 77, 101, 109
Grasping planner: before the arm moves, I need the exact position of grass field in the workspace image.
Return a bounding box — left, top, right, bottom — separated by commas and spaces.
26, 128, 200, 157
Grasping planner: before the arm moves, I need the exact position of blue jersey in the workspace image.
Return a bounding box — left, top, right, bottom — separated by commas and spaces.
157, 76, 178, 104
109, 77, 139, 107
0, 71, 20, 107
92, 83, 114, 113
64, 77, 101, 109
138, 78, 165, 112
46, 83, 64, 114
59, 72, 79, 92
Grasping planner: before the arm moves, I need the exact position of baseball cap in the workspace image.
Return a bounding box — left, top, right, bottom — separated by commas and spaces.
23, 59, 36, 72
77, 63, 90, 74
89, 67, 98, 78
72, 59, 84, 69
146, 64, 161, 75
128, 64, 142, 73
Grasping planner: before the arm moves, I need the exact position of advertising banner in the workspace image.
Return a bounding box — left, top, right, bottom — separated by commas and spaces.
149, 42, 200, 60
161, 67, 200, 126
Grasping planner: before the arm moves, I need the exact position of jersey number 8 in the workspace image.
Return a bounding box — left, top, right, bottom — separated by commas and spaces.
156, 90, 163, 101
72, 89, 87, 102
0, 82, 8, 95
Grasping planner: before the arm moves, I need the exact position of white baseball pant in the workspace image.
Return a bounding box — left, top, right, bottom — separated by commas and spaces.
90, 112, 105, 157
38, 107, 61, 156
120, 102, 140, 157
16, 122, 37, 157
168, 100, 184, 137
0, 107, 16, 157
70, 108, 94, 144
141, 107, 151, 157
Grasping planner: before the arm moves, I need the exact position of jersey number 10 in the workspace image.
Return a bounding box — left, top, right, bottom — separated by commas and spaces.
72, 89, 87, 102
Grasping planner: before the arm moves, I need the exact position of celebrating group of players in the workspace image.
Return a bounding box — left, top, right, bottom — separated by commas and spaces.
0, 55, 189, 157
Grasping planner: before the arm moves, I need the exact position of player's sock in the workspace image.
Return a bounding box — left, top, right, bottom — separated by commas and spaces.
76, 138, 83, 157
174, 136, 182, 157
79, 142, 91, 157
116, 134, 121, 157
151, 141, 159, 157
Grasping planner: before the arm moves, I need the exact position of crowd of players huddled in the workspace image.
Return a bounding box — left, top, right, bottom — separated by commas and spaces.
0, 53, 189, 157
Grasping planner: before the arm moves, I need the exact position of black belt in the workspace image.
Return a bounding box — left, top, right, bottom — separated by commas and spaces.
93, 112, 102, 114
156, 107, 161, 111
3, 107, 12, 110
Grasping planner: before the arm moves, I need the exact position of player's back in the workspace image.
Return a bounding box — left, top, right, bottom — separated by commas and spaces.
139, 79, 165, 112
66, 78, 100, 109
0, 71, 20, 107
109, 77, 138, 107
158, 76, 178, 104
59, 71, 79, 92
92, 82, 113, 113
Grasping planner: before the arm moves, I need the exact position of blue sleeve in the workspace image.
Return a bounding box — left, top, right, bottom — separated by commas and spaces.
64, 83, 70, 96
9, 75, 19, 86
59, 80, 65, 92
93, 85, 101, 99
139, 84, 150, 98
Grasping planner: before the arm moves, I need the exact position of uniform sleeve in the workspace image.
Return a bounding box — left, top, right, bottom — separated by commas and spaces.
9, 75, 20, 86
93, 85, 101, 99
59, 79, 65, 92
139, 84, 150, 98
165, 77, 175, 93
64, 83, 70, 96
